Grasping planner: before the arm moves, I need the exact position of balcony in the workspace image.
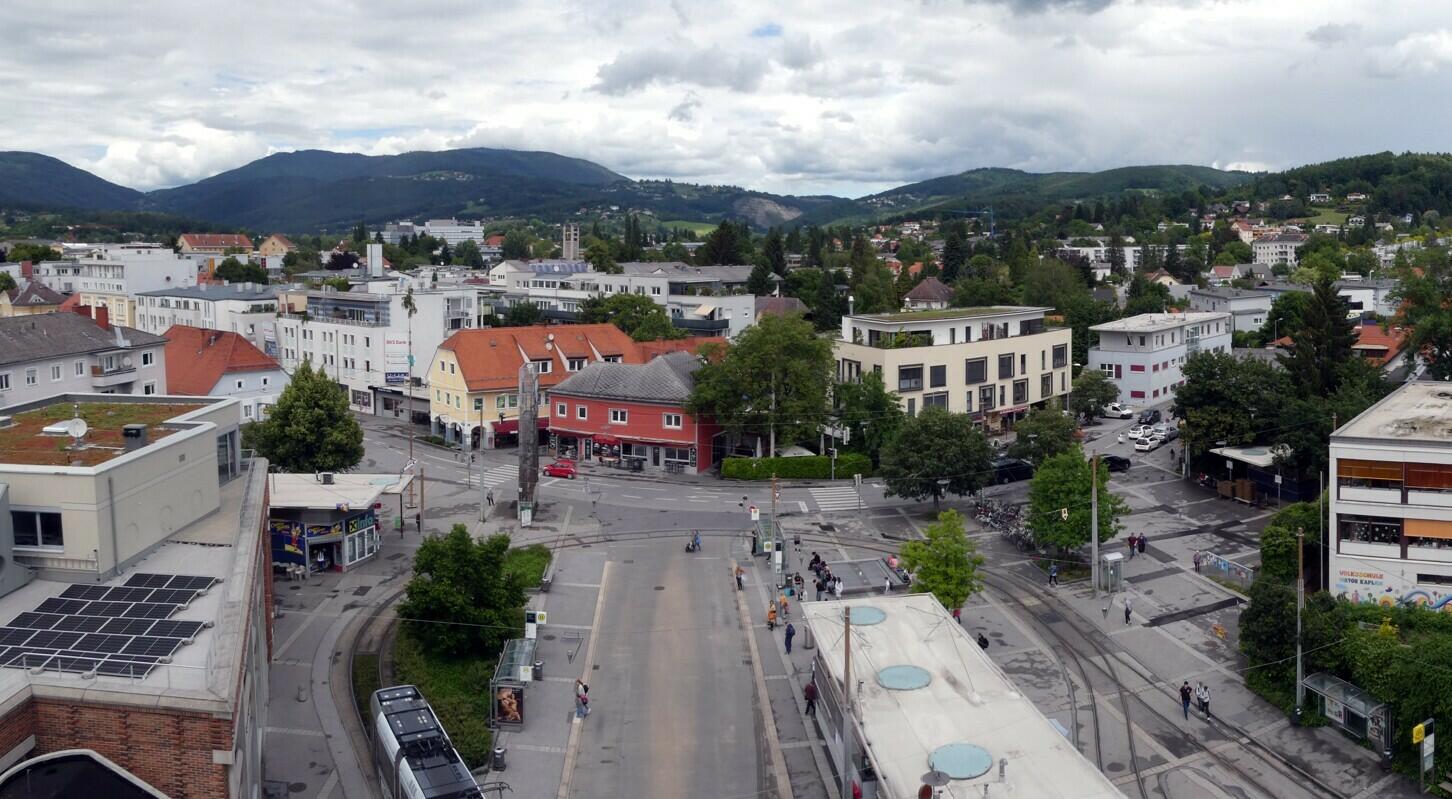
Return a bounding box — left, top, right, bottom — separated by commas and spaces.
91, 363, 137, 388
671, 317, 730, 333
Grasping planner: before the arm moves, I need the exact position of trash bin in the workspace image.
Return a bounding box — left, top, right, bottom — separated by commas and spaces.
492, 746, 506, 771
532, 660, 543, 681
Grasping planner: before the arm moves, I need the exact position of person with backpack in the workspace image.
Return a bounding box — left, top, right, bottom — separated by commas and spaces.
1179, 681, 1192, 720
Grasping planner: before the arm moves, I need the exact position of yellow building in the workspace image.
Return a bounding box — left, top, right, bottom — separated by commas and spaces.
75, 290, 137, 328
258, 234, 296, 258
0, 283, 65, 317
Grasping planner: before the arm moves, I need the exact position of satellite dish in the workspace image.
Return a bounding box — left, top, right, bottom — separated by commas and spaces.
121, 355, 134, 368
65, 418, 89, 440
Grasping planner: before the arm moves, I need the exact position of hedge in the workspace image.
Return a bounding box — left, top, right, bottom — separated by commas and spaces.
721, 453, 872, 480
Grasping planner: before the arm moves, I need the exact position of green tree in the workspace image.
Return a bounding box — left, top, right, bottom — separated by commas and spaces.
1392, 248, 1452, 379
0, 272, 15, 293
215, 257, 268, 284
501, 229, 532, 260
941, 233, 968, 281
585, 239, 620, 274
685, 313, 833, 456
503, 301, 542, 326
1122, 273, 1171, 316
244, 360, 363, 472
747, 261, 773, 296
629, 312, 685, 342
1258, 499, 1325, 584
397, 526, 527, 656
578, 293, 684, 340
899, 510, 984, 611
698, 220, 746, 265
1278, 278, 1355, 397
352, 220, 367, 243
1222, 240, 1253, 263
832, 371, 904, 467
1007, 407, 1078, 466
879, 408, 993, 508
1069, 369, 1119, 421
1021, 258, 1089, 311
952, 277, 1016, 308
1, 243, 56, 263
1261, 291, 1313, 343
1173, 351, 1287, 460
762, 227, 787, 276
453, 239, 485, 268
1026, 447, 1129, 551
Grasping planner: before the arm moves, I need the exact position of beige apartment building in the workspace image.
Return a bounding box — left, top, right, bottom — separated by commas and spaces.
833, 307, 1073, 431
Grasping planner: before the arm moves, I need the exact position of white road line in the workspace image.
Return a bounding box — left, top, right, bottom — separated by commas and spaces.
797, 501, 808, 512
809, 487, 861, 512
265, 726, 328, 738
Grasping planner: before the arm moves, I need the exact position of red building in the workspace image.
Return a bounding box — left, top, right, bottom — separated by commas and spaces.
548, 351, 720, 475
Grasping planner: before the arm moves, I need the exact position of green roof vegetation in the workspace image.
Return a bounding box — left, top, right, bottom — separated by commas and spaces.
856, 306, 1034, 322
0, 401, 201, 467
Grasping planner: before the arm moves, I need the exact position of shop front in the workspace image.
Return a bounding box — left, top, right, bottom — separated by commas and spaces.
269, 508, 380, 573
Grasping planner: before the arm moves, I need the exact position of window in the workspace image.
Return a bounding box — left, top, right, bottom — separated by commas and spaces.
0, 373, 8, 391
1129, 364, 1145, 372
897, 365, 923, 392
556, 402, 567, 416
568, 358, 586, 372
929, 365, 946, 388
1406, 519, 1452, 551
25, 368, 37, 386
11, 510, 63, 548
1338, 515, 1401, 545
439, 359, 446, 372
1407, 463, 1452, 492
1020, 353, 1026, 374
475, 398, 485, 411
50, 364, 61, 381
243, 405, 254, 419
577, 405, 588, 419
906, 398, 916, 417
236, 379, 245, 390
1052, 344, 1068, 369
141, 352, 154, 366
1099, 363, 1114, 376
532, 360, 552, 374
1138, 336, 1146, 346
449, 363, 456, 374
923, 393, 948, 409
609, 409, 628, 424
1012, 379, 1028, 404
965, 358, 988, 384
1129, 390, 1145, 399
261, 377, 270, 387
997, 354, 1014, 379
663, 413, 683, 428
602, 355, 623, 363
1339, 460, 1403, 490
979, 384, 995, 411
497, 395, 507, 409
1041, 373, 1053, 399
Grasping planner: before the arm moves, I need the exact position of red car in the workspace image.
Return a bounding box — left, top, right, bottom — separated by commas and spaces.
542, 459, 577, 479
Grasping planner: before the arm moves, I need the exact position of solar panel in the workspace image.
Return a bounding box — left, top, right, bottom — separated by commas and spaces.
124, 573, 173, 589
35, 598, 86, 615
146, 589, 198, 606
78, 601, 133, 617
9, 612, 64, 630
99, 618, 155, 636
122, 603, 174, 620
0, 628, 36, 647
166, 575, 216, 591
60, 585, 109, 601
51, 653, 101, 674
121, 637, 181, 659
53, 615, 108, 633
27, 630, 83, 650
5, 650, 56, 669
102, 586, 154, 603
94, 657, 158, 678
147, 620, 204, 640
75, 634, 131, 655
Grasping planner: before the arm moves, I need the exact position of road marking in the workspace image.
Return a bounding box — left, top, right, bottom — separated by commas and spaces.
511, 742, 567, 754
621, 494, 644, 499
317, 769, 339, 799
797, 501, 808, 513
735, 558, 796, 799
556, 561, 612, 799
809, 486, 860, 512
265, 726, 328, 738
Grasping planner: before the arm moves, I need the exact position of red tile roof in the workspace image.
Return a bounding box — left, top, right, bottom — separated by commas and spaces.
163, 325, 280, 395
485, 234, 506, 246
904, 276, 953, 303
1352, 324, 1408, 366
179, 233, 254, 251
440, 325, 720, 392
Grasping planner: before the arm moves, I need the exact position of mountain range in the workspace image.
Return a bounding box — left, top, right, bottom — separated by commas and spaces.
0, 147, 1256, 233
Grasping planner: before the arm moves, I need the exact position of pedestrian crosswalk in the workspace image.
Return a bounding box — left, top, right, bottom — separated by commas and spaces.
465, 465, 515, 488
810, 486, 860, 512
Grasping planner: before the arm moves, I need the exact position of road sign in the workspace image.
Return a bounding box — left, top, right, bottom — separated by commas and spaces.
750, 505, 760, 521
1414, 722, 1427, 744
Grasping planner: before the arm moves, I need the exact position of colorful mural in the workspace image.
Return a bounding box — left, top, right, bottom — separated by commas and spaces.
1333, 564, 1452, 612
269, 519, 306, 565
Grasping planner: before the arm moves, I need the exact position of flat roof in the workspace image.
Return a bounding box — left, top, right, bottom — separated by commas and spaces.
850, 306, 1048, 324
802, 594, 1123, 799
1091, 312, 1227, 333
137, 284, 278, 301
1334, 381, 1452, 445
0, 401, 204, 467
268, 472, 409, 510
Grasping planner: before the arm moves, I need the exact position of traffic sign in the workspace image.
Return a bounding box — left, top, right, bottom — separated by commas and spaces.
750, 505, 760, 521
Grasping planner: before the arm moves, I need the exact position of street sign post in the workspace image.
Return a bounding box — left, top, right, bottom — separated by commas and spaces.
1414, 719, 1435, 792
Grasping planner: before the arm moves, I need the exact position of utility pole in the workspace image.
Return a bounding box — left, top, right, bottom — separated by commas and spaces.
840, 605, 854, 799
770, 473, 781, 586
1295, 525, 1305, 723
1091, 453, 1100, 598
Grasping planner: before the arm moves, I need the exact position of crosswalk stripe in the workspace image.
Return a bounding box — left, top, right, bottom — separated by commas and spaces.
465, 466, 516, 487
810, 487, 860, 511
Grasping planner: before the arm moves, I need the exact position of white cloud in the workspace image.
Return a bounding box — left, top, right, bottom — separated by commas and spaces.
0, 0, 1447, 196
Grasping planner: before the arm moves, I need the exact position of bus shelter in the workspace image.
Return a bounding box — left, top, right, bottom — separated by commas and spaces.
1302, 672, 1391, 755
489, 638, 537, 730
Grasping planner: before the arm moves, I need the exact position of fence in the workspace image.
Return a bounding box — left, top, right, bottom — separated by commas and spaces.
1197, 550, 1258, 592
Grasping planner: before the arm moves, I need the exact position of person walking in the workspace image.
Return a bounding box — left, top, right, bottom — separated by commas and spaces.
575, 678, 591, 718
1192, 551, 1202, 573
415, 512, 422, 533
1137, 534, 1148, 556
778, 593, 790, 619
1198, 683, 1211, 720
803, 680, 817, 716
834, 577, 844, 600
884, 577, 893, 595
766, 604, 778, 631
1179, 681, 1192, 720
1124, 596, 1133, 625
734, 565, 745, 591
815, 578, 825, 601
952, 606, 962, 624
1127, 534, 1137, 560
784, 622, 796, 654
486, 489, 495, 508
977, 632, 989, 650
1048, 562, 1059, 587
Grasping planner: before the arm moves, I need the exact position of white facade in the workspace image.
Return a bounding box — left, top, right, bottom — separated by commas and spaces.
1088, 312, 1231, 404
1335, 279, 1400, 318
1252, 234, 1307, 266
136, 284, 281, 356
203, 367, 289, 422
1329, 383, 1452, 610
0, 319, 168, 409
422, 218, 488, 246
1186, 288, 1273, 334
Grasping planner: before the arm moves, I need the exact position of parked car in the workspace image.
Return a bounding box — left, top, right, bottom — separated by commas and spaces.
1102, 402, 1134, 419
542, 459, 577, 478
1125, 424, 1151, 440
991, 457, 1035, 484
1102, 455, 1132, 472
1137, 409, 1163, 425
1152, 424, 1180, 442
1134, 435, 1164, 452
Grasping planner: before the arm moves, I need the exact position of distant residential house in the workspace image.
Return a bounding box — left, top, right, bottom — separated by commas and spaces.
256, 234, 296, 258
1187, 287, 1273, 334
1144, 269, 1179, 288
1252, 233, 1308, 266
1348, 215, 1366, 226
1245, 263, 1277, 283
1346, 192, 1369, 203
178, 233, 254, 255
0, 282, 65, 317
1206, 264, 1247, 286
755, 296, 809, 318
1350, 324, 1409, 374
162, 325, 289, 421
0, 307, 169, 406
485, 233, 506, 248
1308, 192, 1331, 204
902, 276, 953, 310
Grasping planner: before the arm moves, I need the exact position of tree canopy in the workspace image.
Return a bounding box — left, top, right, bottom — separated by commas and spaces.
832, 371, 904, 467
215, 257, 268, 284
1069, 369, 1119, 421
1393, 246, 1452, 379
1007, 407, 1077, 466
503, 301, 542, 326
1026, 446, 1129, 551
578, 293, 684, 340
899, 510, 984, 611
397, 526, 526, 656
879, 408, 993, 507
243, 360, 363, 473
501, 229, 532, 260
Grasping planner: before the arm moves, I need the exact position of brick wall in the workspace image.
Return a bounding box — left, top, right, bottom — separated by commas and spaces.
0, 698, 233, 798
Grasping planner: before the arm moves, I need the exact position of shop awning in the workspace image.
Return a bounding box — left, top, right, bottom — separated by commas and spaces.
495, 417, 549, 435
594, 434, 621, 446
693, 304, 716, 317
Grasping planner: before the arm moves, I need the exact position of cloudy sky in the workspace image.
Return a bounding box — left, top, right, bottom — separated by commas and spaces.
2, 0, 1449, 197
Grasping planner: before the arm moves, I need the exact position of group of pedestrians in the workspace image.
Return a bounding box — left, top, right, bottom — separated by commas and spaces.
808, 552, 845, 600
574, 678, 591, 719
1178, 680, 1211, 721
1126, 533, 1148, 559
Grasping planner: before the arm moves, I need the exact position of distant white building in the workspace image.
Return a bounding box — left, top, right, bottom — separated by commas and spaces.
1187, 288, 1273, 334
162, 326, 289, 422
136, 283, 281, 357
422, 218, 488, 247
1253, 233, 1308, 266
0, 309, 169, 407
69, 244, 200, 329
1088, 312, 1232, 404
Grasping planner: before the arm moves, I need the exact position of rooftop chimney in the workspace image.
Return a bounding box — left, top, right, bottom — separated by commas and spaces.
19, 261, 32, 279
368, 243, 384, 278
121, 425, 148, 452
71, 304, 92, 320
94, 305, 110, 331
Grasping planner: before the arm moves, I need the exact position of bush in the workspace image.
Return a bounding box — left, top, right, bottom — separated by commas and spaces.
720, 453, 871, 480
503, 544, 552, 586
392, 628, 494, 768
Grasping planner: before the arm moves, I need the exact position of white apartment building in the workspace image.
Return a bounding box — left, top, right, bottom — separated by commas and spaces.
1186, 288, 1273, 334
1329, 383, 1452, 609
422, 218, 488, 247
136, 283, 281, 356
1087, 312, 1231, 404
1335, 278, 1400, 318
833, 307, 1072, 430
66, 244, 200, 328
274, 280, 476, 415
1252, 233, 1308, 266
0, 310, 169, 408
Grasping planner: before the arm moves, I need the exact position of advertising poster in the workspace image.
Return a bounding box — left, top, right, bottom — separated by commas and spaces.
495, 685, 524, 725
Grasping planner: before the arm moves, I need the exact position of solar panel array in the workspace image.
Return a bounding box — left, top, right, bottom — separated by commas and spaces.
0, 573, 216, 678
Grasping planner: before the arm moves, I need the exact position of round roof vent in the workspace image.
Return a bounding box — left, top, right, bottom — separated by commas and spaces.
876, 664, 931, 691
848, 606, 887, 626
929, 742, 994, 780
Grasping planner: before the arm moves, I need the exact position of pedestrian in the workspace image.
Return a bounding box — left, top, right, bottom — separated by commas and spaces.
766, 604, 777, 630
1192, 551, 1202, 573
486, 489, 495, 507
814, 578, 824, 601
1127, 534, 1137, 559
735, 565, 745, 591
1198, 683, 1211, 720
952, 606, 962, 624
1179, 681, 1192, 720
977, 632, 989, 650
785, 622, 796, 654
779, 593, 790, 619
1124, 596, 1133, 625
575, 678, 590, 718
1048, 562, 1059, 587
803, 680, 817, 716
1137, 534, 1147, 555
887, 554, 899, 570
884, 577, 892, 595
834, 578, 844, 600
415, 512, 422, 533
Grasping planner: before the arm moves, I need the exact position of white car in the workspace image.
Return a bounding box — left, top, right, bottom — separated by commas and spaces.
1135, 435, 1164, 452
1102, 402, 1134, 419
1125, 424, 1151, 440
